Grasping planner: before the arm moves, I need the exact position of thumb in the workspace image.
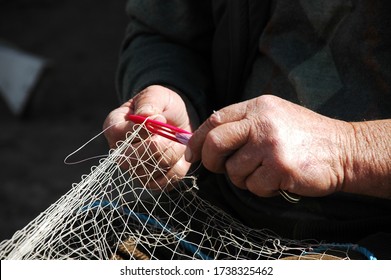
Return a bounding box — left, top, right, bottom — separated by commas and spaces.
135, 103, 161, 116
132, 92, 167, 123
133, 86, 169, 117
134, 104, 166, 124
132, 85, 189, 128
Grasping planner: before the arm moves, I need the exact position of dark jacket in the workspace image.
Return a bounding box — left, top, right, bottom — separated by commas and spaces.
117, 0, 391, 121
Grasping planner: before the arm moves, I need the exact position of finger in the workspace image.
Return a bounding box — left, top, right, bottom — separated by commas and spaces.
201, 120, 251, 173
186, 101, 251, 163
126, 135, 179, 168
103, 98, 160, 149
147, 157, 191, 190
131, 147, 189, 190
244, 165, 281, 198
225, 143, 263, 189
122, 135, 188, 189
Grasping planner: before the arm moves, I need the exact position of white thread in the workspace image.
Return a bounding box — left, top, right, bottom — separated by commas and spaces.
0, 120, 354, 260
63, 119, 128, 165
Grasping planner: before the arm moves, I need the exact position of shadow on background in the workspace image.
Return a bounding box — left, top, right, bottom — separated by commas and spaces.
0, 0, 128, 240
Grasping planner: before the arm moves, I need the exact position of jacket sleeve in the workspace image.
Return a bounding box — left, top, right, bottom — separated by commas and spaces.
116, 0, 214, 120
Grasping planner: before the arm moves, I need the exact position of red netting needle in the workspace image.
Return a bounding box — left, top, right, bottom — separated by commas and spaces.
127, 114, 192, 145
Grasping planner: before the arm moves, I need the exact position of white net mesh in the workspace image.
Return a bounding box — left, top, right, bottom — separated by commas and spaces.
0, 121, 374, 260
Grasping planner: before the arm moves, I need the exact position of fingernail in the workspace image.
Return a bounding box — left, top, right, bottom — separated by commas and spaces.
184, 147, 193, 162
212, 110, 221, 122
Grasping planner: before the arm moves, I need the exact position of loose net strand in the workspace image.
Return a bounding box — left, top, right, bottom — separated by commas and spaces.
0, 122, 377, 260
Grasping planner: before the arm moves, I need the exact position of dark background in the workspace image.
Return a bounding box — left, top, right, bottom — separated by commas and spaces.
0, 0, 128, 240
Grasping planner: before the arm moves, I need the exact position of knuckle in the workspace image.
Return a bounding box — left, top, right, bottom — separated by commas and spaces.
244, 177, 258, 194
201, 150, 225, 174
208, 110, 223, 126
244, 170, 275, 198
228, 174, 245, 189
224, 158, 236, 175
225, 156, 245, 180
246, 182, 274, 198
203, 115, 220, 133
201, 155, 218, 173
201, 159, 215, 173
256, 94, 279, 106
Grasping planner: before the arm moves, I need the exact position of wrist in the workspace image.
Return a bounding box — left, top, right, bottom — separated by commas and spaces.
341, 120, 391, 198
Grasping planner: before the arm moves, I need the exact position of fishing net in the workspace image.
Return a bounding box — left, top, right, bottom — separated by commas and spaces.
0, 121, 376, 260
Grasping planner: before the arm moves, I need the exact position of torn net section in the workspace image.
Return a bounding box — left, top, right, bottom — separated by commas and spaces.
0, 122, 370, 260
